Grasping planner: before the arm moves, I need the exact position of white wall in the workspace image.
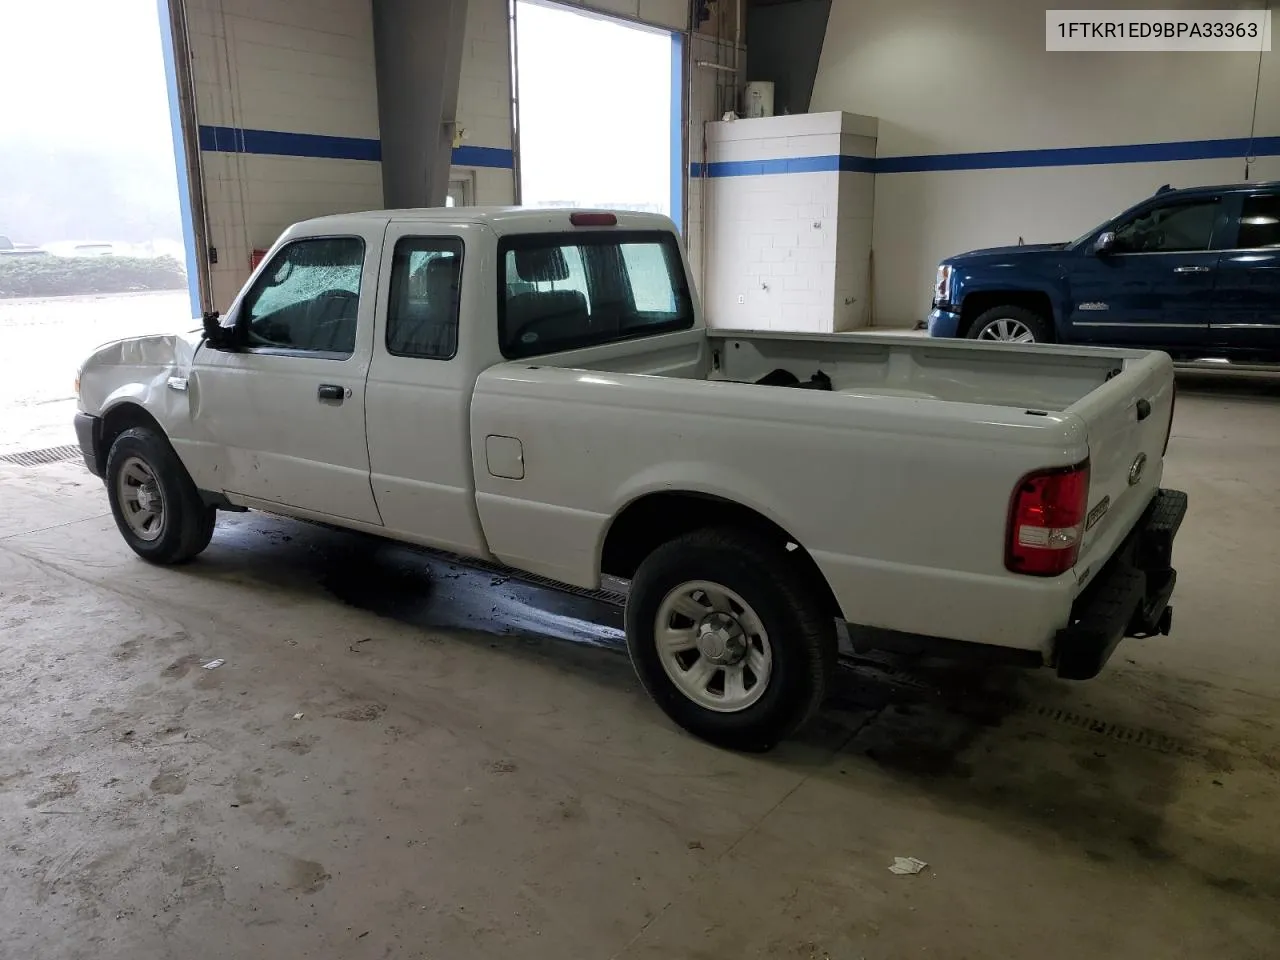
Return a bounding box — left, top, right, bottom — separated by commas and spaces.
186, 0, 383, 309
811, 0, 1280, 326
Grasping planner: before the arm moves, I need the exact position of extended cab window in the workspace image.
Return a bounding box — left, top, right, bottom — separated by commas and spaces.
386, 237, 464, 359
1110, 200, 1219, 254
498, 231, 693, 359
242, 237, 365, 357
1236, 194, 1280, 249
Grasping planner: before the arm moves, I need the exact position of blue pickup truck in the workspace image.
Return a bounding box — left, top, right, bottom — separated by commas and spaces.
928, 181, 1280, 361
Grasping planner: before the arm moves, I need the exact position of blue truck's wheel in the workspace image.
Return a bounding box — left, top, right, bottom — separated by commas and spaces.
967, 306, 1054, 343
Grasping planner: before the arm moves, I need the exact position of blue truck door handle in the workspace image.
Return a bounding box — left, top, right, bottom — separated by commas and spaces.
1173, 265, 1210, 274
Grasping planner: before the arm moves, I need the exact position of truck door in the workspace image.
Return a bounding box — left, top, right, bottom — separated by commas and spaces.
190, 235, 383, 524
1210, 191, 1280, 355
1065, 195, 1222, 350
363, 224, 490, 556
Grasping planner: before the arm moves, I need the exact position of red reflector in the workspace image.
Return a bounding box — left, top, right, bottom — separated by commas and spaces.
570, 212, 617, 227
1006, 461, 1091, 577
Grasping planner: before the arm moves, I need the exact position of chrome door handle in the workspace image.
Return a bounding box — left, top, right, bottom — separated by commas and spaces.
1173, 265, 1210, 274
317, 383, 346, 402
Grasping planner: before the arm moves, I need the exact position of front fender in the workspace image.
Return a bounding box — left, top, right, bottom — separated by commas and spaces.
79, 333, 202, 441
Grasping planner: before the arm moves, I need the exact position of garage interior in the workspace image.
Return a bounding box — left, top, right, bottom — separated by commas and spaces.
2, 0, 1280, 957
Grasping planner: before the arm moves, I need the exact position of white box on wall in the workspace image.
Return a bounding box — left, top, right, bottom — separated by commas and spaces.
700, 111, 877, 332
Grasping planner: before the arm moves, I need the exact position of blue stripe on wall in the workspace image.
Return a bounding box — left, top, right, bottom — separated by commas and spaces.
690, 134, 1280, 178
690, 154, 876, 178
197, 125, 516, 169
876, 135, 1280, 173
198, 125, 382, 161
194, 124, 1278, 179
450, 145, 516, 168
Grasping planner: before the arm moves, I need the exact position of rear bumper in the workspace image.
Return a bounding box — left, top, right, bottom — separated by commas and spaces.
927, 307, 962, 338
1054, 488, 1187, 680
74, 412, 103, 477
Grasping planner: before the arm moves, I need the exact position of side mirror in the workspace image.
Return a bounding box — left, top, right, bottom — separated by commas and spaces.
1093, 231, 1116, 255
201, 310, 243, 350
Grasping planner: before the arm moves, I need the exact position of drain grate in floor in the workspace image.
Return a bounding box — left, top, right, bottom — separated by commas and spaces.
0, 444, 82, 467
1031, 705, 1199, 757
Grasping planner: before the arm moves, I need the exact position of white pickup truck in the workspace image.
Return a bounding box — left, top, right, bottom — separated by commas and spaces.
74, 208, 1186, 749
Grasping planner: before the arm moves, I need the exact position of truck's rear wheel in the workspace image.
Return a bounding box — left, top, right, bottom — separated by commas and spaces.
967, 305, 1053, 343
105, 427, 216, 564
625, 528, 835, 751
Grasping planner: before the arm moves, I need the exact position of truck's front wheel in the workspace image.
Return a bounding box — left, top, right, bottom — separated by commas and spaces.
625, 528, 835, 751
105, 427, 217, 564
967, 305, 1054, 343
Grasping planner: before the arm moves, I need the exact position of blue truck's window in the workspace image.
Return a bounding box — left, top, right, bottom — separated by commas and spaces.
1111, 200, 1219, 254
242, 237, 365, 357
386, 237, 465, 360
1237, 195, 1280, 249
497, 231, 693, 359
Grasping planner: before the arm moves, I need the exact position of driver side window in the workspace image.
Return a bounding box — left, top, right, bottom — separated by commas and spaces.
242, 237, 365, 357
1111, 200, 1219, 254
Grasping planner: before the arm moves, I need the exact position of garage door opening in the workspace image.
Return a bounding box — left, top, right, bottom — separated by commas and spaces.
0, 0, 191, 456
514, 0, 682, 228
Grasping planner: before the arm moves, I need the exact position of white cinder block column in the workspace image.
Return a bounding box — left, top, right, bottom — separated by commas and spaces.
700, 112, 876, 332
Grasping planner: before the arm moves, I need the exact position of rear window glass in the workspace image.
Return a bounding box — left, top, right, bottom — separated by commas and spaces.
498, 231, 694, 359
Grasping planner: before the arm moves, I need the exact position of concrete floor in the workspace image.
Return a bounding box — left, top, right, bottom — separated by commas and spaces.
1, 373, 1278, 959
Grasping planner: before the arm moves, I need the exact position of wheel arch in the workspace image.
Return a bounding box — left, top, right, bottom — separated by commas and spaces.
600, 490, 844, 621
96, 401, 167, 476
958, 289, 1056, 338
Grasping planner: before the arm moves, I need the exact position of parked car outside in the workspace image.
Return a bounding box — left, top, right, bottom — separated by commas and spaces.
928, 181, 1280, 362
0, 235, 49, 256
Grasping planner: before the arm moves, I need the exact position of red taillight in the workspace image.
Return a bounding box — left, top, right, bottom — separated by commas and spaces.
570, 212, 617, 227
1006, 461, 1091, 577
1163, 381, 1176, 454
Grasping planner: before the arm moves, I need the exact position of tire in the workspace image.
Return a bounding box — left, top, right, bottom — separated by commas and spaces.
966, 305, 1054, 344
105, 426, 217, 564
625, 527, 836, 751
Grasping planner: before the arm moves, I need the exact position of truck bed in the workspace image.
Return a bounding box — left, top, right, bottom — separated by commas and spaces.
556, 328, 1139, 413
471, 328, 1173, 655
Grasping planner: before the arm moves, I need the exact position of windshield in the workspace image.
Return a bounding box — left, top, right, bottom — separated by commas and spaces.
497, 230, 694, 359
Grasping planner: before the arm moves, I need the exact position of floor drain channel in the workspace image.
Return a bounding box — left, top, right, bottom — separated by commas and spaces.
0, 444, 82, 466
1031, 705, 1200, 757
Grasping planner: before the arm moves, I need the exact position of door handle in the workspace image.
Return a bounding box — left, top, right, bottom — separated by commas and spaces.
317, 383, 346, 402
1173, 265, 1210, 274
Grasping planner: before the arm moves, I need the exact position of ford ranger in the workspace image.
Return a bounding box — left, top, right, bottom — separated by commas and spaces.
74, 208, 1186, 749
